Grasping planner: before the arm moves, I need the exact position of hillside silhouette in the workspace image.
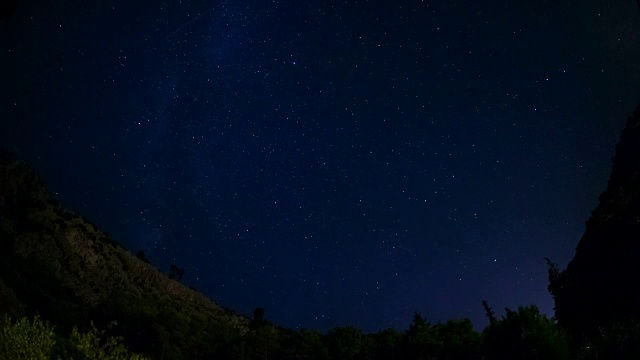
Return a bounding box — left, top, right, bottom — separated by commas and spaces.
548, 102, 640, 357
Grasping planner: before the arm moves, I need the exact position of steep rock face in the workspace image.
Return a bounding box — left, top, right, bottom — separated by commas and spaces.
550, 103, 640, 340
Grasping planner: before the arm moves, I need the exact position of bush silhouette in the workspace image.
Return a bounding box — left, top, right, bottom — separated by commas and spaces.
483, 305, 568, 360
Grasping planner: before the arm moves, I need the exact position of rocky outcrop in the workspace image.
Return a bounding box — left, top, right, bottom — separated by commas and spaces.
549, 103, 640, 343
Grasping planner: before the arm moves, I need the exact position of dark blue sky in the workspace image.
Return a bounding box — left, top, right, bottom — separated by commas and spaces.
1, 0, 639, 332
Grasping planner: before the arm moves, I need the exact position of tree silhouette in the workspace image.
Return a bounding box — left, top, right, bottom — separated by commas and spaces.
436, 319, 483, 360
168, 264, 184, 281
135, 250, 150, 264
252, 307, 265, 328
483, 305, 568, 360
282, 328, 328, 360
482, 300, 496, 324
406, 312, 441, 360
325, 326, 364, 360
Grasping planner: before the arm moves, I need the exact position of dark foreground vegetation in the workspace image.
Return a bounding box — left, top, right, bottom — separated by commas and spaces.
2, 103, 640, 359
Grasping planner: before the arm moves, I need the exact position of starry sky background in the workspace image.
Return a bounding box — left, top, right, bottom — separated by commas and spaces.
1, 0, 640, 332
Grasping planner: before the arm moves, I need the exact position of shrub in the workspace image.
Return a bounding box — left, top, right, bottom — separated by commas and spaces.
0, 315, 56, 360
65, 323, 149, 360
483, 305, 569, 360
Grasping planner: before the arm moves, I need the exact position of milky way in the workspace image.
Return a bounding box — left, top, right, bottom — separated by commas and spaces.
1, 0, 639, 332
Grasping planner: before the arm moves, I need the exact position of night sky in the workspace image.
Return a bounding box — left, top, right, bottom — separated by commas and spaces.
1, 0, 640, 333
